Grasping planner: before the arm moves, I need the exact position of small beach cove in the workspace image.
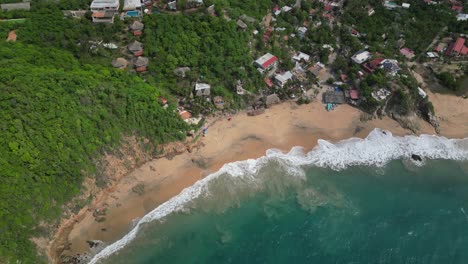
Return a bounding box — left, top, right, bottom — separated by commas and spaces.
46, 93, 468, 263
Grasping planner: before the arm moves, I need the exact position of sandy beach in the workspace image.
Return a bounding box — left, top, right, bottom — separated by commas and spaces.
47, 91, 468, 263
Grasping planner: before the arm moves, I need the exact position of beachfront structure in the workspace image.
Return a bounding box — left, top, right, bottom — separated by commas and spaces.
351, 50, 371, 64
1, 2, 30, 11
128, 40, 143, 56
323, 91, 345, 104
90, 0, 119, 23
274, 71, 294, 88
213, 96, 225, 109
194, 83, 211, 97
254, 53, 278, 74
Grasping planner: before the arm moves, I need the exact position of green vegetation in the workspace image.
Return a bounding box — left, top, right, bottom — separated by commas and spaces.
437, 71, 458, 91
0, 42, 188, 263
142, 14, 261, 98
343, 0, 455, 53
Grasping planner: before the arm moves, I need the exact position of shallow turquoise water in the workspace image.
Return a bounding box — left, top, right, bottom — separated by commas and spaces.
102, 159, 468, 264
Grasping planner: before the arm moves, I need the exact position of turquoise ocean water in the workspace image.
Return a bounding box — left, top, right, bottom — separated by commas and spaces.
91, 130, 468, 264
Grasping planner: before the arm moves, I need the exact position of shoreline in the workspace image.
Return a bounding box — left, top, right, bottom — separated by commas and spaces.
45, 91, 467, 263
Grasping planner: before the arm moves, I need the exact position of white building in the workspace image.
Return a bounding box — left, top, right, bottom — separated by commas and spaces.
457, 13, 468, 21
90, 0, 119, 11
274, 71, 293, 87
351, 50, 372, 64
402, 3, 410, 8
194, 83, 211, 96
297, 27, 308, 38
292, 52, 310, 63
418, 87, 427, 98
90, 0, 119, 23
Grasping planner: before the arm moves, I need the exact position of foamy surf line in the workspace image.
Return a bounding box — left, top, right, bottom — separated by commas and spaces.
89, 128, 468, 264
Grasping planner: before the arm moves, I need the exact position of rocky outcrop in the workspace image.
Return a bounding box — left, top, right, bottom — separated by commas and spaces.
427, 112, 440, 134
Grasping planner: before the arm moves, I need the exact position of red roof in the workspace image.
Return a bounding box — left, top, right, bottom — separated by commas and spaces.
324, 5, 332, 11
135, 66, 147, 72
179, 110, 191, 120
369, 58, 385, 69
400, 47, 414, 56
262, 56, 278, 68
133, 30, 142, 36
452, 5, 462, 12
92, 12, 105, 18
340, 74, 348, 82
273, 5, 279, 11
434, 45, 443, 53
265, 78, 273, 87
462, 46, 468, 56
453, 37, 465, 53
349, 90, 359, 100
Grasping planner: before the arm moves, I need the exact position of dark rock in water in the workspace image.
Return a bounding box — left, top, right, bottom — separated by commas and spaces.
411, 154, 422, 162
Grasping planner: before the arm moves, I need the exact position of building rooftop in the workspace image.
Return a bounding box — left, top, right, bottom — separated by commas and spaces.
195, 83, 211, 91
255, 53, 278, 69
453, 37, 465, 53
1, 2, 30, 11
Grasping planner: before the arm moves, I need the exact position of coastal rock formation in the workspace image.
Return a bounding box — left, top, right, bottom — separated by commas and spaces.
427, 112, 440, 134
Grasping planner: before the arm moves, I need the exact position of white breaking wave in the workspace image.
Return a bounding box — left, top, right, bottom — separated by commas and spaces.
89, 128, 468, 264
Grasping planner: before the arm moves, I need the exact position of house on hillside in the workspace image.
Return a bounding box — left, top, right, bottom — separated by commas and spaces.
254, 53, 278, 74
111, 58, 128, 69
457, 13, 468, 21
1, 2, 30, 11
381, 59, 400, 76
90, 0, 119, 23
134, 57, 149, 72
127, 40, 144, 56
446, 37, 467, 56
308, 62, 326, 79
351, 50, 372, 64
400, 47, 415, 59
274, 71, 294, 88
236, 19, 248, 30
292, 52, 310, 63
123, 0, 142, 17
363, 57, 385, 73
194, 83, 211, 97
129, 21, 144, 36
297, 27, 308, 38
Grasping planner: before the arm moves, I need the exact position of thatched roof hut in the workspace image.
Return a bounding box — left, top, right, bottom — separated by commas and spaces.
111, 58, 128, 69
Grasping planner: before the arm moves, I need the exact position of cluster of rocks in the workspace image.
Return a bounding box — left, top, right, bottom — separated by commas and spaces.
92, 207, 107, 222
61, 240, 106, 264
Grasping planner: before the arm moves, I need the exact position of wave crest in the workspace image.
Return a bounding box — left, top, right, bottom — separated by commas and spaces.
89, 128, 468, 263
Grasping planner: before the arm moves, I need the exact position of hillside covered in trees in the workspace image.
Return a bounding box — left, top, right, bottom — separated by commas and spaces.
0, 43, 188, 263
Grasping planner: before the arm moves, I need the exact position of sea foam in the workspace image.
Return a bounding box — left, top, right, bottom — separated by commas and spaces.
89, 128, 468, 264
